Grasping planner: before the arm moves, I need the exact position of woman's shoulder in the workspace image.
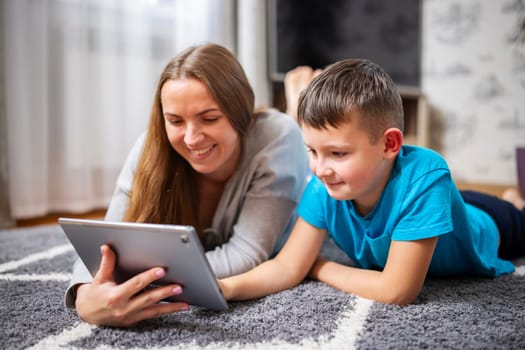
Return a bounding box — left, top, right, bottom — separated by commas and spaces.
120, 131, 147, 163
241, 109, 307, 167
243, 109, 302, 152
253, 108, 302, 138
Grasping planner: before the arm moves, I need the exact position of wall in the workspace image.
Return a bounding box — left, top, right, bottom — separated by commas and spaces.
422, 0, 525, 185
0, 9, 14, 227
264, 0, 524, 185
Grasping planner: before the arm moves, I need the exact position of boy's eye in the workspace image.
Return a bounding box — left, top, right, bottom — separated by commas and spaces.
306, 147, 317, 156
332, 151, 347, 157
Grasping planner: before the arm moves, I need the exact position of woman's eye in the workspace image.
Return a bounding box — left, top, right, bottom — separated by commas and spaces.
202, 116, 219, 123
168, 119, 183, 125
332, 151, 347, 157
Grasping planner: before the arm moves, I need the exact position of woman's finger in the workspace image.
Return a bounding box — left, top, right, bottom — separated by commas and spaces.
127, 283, 186, 311
116, 266, 167, 300
93, 245, 117, 284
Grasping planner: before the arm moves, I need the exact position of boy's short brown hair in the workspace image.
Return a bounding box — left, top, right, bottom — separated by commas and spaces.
297, 59, 404, 144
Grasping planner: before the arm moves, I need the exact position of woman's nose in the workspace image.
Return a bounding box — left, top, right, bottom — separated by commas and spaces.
184, 124, 204, 145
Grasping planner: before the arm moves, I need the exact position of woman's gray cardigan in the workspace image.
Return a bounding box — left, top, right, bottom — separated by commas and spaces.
65, 110, 309, 307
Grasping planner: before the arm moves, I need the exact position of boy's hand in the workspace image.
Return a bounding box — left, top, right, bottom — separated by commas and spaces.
216, 279, 231, 300
75, 245, 189, 327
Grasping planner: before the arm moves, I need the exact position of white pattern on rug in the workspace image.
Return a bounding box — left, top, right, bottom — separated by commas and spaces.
11, 243, 525, 350
3, 244, 373, 350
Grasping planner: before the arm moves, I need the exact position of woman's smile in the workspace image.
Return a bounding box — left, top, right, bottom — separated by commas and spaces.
189, 144, 217, 159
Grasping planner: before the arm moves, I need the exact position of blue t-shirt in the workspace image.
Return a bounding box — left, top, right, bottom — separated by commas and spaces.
298, 145, 515, 277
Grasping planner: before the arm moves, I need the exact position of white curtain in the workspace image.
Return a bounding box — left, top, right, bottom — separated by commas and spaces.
237, 0, 270, 108
2, 0, 241, 220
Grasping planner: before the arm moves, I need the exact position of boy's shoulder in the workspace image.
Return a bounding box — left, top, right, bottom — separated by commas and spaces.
400, 144, 442, 156
393, 145, 451, 189
399, 145, 448, 168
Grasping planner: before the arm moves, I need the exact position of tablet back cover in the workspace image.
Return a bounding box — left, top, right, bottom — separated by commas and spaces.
59, 218, 228, 310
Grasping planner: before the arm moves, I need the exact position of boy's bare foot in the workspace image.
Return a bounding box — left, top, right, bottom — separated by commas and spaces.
284, 66, 322, 120
502, 188, 525, 210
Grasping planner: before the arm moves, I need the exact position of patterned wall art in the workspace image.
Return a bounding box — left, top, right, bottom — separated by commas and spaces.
423, 0, 525, 184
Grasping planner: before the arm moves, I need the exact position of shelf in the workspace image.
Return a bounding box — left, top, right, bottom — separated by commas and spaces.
271, 82, 429, 148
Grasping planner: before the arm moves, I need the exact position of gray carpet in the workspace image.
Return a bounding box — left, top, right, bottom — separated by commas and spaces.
1, 224, 524, 350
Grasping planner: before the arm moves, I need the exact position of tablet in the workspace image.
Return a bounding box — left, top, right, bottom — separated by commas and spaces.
58, 217, 228, 311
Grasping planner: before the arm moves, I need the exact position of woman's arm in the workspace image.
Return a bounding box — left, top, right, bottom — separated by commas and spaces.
104, 134, 146, 222
206, 196, 300, 278
219, 217, 327, 301
206, 113, 310, 278
309, 237, 438, 305
64, 259, 94, 308
65, 135, 145, 309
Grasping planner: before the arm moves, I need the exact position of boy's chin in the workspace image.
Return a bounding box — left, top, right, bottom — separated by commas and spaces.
326, 189, 352, 201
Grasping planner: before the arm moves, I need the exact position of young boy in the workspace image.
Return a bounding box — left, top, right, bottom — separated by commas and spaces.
218, 58, 525, 305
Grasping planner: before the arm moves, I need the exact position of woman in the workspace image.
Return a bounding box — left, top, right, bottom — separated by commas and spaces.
65, 43, 309, 327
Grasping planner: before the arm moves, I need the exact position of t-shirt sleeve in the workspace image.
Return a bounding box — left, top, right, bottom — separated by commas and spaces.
297, 176, 329, 230
392, 170, 454, 241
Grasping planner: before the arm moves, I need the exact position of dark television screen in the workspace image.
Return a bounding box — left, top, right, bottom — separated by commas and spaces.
268, 0, 421, 88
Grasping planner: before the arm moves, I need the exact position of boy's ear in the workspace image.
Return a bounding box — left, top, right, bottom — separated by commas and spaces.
383, 128, 403, 159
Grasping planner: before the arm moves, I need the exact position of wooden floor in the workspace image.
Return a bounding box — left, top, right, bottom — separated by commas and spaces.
455, 181, 512, 198
13, 183, 517, 228
15, 209, 106, 228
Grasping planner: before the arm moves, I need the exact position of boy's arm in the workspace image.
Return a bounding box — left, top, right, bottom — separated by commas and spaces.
219, 217, 327, 301
309, 237, 438, 305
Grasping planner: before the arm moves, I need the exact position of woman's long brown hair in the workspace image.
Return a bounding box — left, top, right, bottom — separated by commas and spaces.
123, 44, 255, 236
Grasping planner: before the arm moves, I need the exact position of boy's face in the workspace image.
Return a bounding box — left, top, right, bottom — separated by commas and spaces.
302, 119, 392, 215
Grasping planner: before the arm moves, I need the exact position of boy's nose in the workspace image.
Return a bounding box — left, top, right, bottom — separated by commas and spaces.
314, 160, 334, 178
317, 168, 335, 178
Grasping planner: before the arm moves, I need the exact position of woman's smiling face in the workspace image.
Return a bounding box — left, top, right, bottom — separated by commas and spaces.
161, 78, 241, 183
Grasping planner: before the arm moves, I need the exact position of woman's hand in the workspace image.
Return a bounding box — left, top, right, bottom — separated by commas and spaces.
75, 245, 189, 327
